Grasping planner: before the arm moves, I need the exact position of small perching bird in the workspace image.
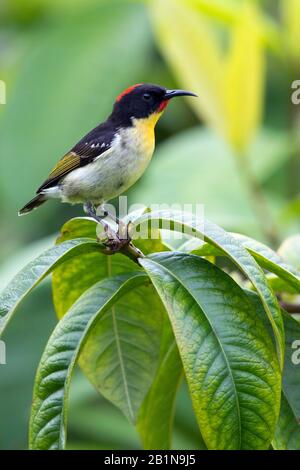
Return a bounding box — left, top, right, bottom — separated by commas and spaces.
19, 84, 197, 228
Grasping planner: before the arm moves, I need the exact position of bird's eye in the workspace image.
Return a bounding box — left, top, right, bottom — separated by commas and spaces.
143, 93, 152, 101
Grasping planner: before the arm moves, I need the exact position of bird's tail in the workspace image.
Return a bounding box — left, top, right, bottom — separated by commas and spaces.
18, 194, 47, 216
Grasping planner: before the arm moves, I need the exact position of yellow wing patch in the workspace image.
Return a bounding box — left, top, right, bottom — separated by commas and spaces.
48, 152, 81, 179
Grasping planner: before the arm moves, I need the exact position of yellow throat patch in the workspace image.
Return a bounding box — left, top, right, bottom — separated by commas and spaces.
132, 111, 163, 155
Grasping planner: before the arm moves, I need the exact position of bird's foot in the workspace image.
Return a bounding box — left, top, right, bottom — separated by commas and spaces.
83, 201, 108, 223
102, 219, 144, 262
83, 202, 143, 262
102, 221, 131, 252
102, 236, 144, 263
83, 201, 117, 241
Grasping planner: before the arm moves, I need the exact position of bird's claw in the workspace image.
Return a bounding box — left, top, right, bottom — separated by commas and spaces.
97, 220, 131, 253
98, 223, 144, 263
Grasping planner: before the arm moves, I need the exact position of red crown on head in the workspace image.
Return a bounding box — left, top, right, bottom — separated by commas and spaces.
116, 84, 142, 102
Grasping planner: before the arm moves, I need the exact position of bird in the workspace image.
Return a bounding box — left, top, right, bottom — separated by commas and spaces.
19, 83, 197, 226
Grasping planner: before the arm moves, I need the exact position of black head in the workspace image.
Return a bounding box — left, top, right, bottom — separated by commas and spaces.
110, 83, 197, 125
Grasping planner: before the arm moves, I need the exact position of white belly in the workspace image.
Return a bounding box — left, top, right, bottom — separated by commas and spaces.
59, 123, 155, 204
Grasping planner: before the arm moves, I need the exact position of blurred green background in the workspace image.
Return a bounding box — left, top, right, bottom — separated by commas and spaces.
1, 0, 300, 449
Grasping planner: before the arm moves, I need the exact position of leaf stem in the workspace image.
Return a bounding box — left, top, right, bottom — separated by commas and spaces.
120, 241, 145, 263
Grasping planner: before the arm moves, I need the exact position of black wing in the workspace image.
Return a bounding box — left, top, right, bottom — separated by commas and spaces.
37, 122, 116, 193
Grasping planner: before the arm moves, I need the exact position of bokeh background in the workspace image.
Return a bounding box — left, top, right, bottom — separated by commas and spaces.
1, 0, 300, 449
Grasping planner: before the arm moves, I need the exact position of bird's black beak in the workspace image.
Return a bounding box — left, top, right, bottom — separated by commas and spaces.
164, 89, 198, 100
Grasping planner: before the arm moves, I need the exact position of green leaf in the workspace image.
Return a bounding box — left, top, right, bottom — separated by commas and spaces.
29, 272, 147, 450
53, 218, 138, 318
53, 217, 167, 318
131, 209, 285, 368
79, 281, 165, 423
53, 217, 166, 422
233, 234, 300, 293
273, 394, 300, 450
273, 313, 300, 450
281, 313, 300, 420
185, 232, 300, 294
265, 274, 299, 296
0, 238, 100, 336
180, 238, 222, 257
246, 293, 300, 450
137, 315, 182, 449
140, 252, 281, 450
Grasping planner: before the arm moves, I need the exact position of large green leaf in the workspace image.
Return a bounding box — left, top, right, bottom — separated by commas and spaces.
246, 293, 300, 450
131, 209, 285, 368
29, 272, 147, 450
79, 281, 165, 423
140, 252, 281, 450
52, 217, 167, 423
233, 234, 300, 293
273, 394, 300, 450
0, 238, 100, 336
137, 315, 182, 449
190, 233, 300, 293
281, 313, 300, 420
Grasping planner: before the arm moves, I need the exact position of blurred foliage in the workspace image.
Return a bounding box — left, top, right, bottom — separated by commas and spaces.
150, 0, 265, 153
278, 235, 300, 270
1, 0, 300, 450
281, 0, 300, 66
130, 127, 291, 237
